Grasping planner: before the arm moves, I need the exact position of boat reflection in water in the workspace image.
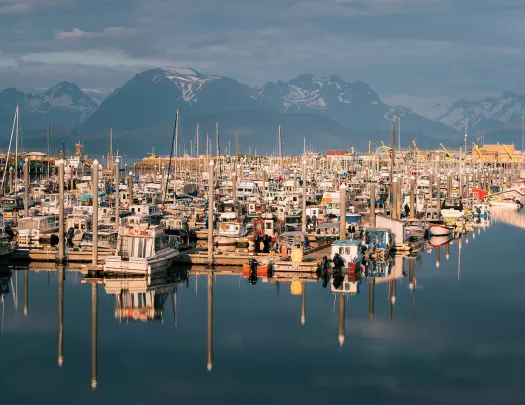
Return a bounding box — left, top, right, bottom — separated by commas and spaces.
82, 268, 188, 389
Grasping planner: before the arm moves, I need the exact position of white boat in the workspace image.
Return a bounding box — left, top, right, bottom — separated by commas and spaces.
440, 197, 465, 219
65, 213, 92, 246
428, 223, 454, 236
17, 215, 59, 247
217, 221, 248, 252
79, 230, 118, 250
488, 198, 523, 209
104, 217, 179, 275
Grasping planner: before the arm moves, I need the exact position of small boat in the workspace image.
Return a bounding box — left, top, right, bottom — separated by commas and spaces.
17, 215, 59, 247
104, 217, 179, 275
488, 198, 523, 209
161, 217, 193, 250
216, 221, 248, 252
79, 230, 118, 250
428, 223, 454, 236
330, 239, 363, 273
440, 197, 464, 219
65, 213, 92, 246
362, 228, 394, 258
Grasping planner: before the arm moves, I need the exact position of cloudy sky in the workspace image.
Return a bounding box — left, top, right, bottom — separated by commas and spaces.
1, 0, 525, 107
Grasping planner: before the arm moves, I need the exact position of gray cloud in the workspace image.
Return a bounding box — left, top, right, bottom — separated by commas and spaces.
0, 0, 524, 105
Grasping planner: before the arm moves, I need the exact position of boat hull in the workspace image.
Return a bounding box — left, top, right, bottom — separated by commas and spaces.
104, 249, 179, 275
428, 224, 453, 236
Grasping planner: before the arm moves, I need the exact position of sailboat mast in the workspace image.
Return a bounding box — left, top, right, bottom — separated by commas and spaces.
15, 105, 19, 183
279, 125, 284, 179
175, 108, 179, 158
196, 123, 200, 157
108, 128, 113, 172
390, 114, 396, 198
47, 122, 51, 183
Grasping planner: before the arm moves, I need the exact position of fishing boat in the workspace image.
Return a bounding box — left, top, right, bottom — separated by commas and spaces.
217, 221, 248, 252
65, 213, 92, 246
79, 230, 118, 250
440, 197, 465, 219
428, 223, 454, 236
330, 239, 363, 273
17, 215, 59, 247
161, 217, 193, 250
362, 228, 394, 258
104, 217, 179, 275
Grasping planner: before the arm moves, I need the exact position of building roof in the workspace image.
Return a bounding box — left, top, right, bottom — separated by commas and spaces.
326, 150, 348, 156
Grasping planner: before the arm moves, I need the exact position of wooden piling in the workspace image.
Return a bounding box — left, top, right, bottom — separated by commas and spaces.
339, 183, 347, 239
58, 160, 65, 263
92, 160, 99, 265
23, 158, 29, 217
410, 176, 416, 219
207, 161, 215, 267
302, 160, 307, 233
115, 158, 120, 232
370, 182, 376, 227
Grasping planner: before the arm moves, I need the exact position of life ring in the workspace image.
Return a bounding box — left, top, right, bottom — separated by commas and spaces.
325, 193, 331, 198
220, 223, 227, 231
133, 227, 141, 236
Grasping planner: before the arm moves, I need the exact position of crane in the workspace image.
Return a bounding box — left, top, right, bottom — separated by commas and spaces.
412, 140, 423, 159
439, 143, 453, 160
502, 144, 514, 162
472, 142, 482, 159
380, 141, 391, 159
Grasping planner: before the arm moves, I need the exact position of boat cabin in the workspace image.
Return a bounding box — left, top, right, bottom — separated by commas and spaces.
363, 228, 393, 250
316, 222, 339, 239
253, 215, 275, 237
331, 239, 362, 264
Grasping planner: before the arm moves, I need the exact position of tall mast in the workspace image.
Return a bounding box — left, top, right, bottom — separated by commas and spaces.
390, 114, 396, 198
15, 105, 19, 183
215, 122, 219, 159
279, 125, 284, 179
196, 123, 200, 157
175, 108, 179, 158
166, 108, 178, 197
108, 128, 113, 172
235, 132, 239, 175
47, 122, 51, 182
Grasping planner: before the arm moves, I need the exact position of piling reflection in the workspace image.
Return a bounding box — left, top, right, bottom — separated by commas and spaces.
1, 267, 11, 335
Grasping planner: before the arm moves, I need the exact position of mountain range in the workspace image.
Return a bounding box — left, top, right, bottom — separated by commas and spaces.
1, 68, 524, 155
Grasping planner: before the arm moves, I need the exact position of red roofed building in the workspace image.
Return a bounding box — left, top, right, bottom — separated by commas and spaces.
326, 150, 351, 162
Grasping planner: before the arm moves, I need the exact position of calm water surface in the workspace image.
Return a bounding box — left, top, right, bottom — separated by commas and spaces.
1, 211, 524, 405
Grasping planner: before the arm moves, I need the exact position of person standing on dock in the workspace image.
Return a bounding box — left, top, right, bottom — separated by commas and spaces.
348, 223, 356, 240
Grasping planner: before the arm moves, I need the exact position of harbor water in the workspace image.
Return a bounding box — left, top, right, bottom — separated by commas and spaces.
1, 213, 524, 404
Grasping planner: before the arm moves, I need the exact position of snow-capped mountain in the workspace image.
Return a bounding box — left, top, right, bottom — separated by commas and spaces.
151, 67, 221, 105
433, 90, 525, 130
257, 74, 456, 136
0, 82, 98, 132
81, 67, 260, 132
